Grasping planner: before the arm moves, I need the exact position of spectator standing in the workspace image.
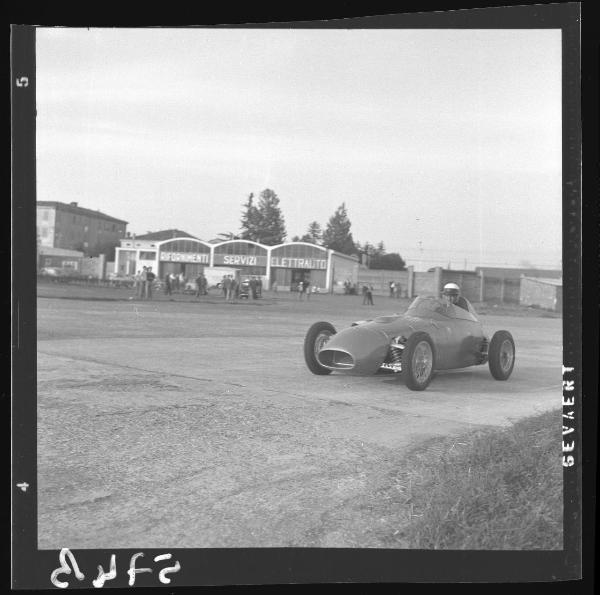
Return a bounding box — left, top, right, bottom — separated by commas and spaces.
223, 275, 232, 300
178, 272, 186, 292
394, 281, 401, 299
195, 274, 204, 298
298, 280, 306, 300
257, 276, 263, 298
134, 270, 143, 298
303, 279, 311, 300
164, 273, 172, 296
389, 281, 395, 298
145, 267, 156, 300
140, 267, 148, 299
362, 284, 368, 305
366, 284, 374, 305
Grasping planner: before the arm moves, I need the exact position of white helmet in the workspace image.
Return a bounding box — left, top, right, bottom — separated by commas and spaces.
442, 282, 460, 295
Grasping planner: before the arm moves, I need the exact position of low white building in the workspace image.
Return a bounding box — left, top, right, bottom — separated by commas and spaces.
114, 231, 359, 292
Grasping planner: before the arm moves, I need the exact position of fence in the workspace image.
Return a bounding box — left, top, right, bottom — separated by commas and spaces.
356, 266, 554, 304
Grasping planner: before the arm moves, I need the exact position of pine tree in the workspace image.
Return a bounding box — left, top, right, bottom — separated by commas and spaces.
240, 193, 260, 241
323, 203, 356, 255
254, 189, 286, 245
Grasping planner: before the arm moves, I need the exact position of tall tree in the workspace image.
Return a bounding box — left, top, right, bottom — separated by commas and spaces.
254, 188, 287, 245
240, 193, 260, 241
299, 221, 323, 244
369, 252, 406, 271
322, 203, 356, 255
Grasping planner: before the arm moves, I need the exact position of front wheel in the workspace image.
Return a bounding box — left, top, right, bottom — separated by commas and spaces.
402, 332, 435, 391
488, 330, 515, 380
304, 322, 336, 375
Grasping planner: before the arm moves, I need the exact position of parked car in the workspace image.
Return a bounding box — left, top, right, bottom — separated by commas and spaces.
303, 295, 515, 391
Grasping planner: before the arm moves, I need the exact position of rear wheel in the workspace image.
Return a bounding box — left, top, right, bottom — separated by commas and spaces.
488, 331, 515, 380
304, 322, 336, 375
402, 332, 435, 391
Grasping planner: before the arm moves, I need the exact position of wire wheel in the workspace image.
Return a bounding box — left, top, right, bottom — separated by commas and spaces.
412, 341, 433, 383
499, 339, 514, 373
402, 332, 435, 391
488, 330, 515, 380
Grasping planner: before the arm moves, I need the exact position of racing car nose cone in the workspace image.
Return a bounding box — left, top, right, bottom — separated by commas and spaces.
316, 325, 390, 374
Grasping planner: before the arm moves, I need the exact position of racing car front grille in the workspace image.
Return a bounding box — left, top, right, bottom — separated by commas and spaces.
318, 349, 355, 369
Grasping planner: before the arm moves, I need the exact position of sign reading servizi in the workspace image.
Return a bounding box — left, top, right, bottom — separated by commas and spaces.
214, 254, 267, 266
159, 252, 209, 263
271, 257, 327, 269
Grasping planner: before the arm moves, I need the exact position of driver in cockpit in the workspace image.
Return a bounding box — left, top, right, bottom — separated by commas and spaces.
442, 282, 470, 311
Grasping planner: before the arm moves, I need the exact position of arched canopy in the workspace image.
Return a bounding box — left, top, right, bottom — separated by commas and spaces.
270, 242, 328, 270
158, 237, 211, 264
213, 240, 268, 267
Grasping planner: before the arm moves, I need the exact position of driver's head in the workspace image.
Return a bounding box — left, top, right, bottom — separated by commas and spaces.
442, 282, 460, 304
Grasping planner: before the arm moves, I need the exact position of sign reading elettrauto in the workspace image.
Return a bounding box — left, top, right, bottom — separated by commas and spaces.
270, 257, 327, 269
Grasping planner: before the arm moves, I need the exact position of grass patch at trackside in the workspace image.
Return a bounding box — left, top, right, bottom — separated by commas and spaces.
392, 409, 563, 549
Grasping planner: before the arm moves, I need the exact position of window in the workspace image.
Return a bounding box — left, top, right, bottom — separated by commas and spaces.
139, 251, 156, 260
42, 210, 49, 221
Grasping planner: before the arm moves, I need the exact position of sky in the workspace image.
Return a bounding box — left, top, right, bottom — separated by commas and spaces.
36, 27, 562, 271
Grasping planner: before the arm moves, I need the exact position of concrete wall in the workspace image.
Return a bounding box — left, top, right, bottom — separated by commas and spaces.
413, 271, 438, 296
519, 277, 562, 311
353, 266, 557, 306
331, 253, 359, 293
356, 268, 409, 296
80, 255, 107, 279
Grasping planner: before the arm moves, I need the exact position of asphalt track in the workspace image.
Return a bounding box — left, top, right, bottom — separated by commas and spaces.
36, 293, 562, 548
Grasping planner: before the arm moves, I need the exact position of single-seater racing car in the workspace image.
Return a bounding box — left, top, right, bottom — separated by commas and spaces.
303, 295, 515, 391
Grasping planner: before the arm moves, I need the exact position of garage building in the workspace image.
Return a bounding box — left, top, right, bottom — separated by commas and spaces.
114, 233, 358, 292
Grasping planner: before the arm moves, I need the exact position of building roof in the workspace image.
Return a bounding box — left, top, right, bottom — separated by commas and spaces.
132, 229, 198, 241
38, 246, 84, 257
37, 201, 128, 224
522, 276, 563, 287
475, 266, 562, 279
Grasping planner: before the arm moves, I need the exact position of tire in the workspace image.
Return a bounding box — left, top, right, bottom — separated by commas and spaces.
488, 330, 515, 380
304, 321, 336, 375
402, 332, 435, 391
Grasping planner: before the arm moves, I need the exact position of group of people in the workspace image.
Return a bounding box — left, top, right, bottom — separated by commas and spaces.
194, 274, 208, 297
297, 279, 312, 300
388, 281, 403, 299
134, 266, 156, 299
221, 275, 263, 300
163, 272, 188, 296
361, 283, 374, 305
